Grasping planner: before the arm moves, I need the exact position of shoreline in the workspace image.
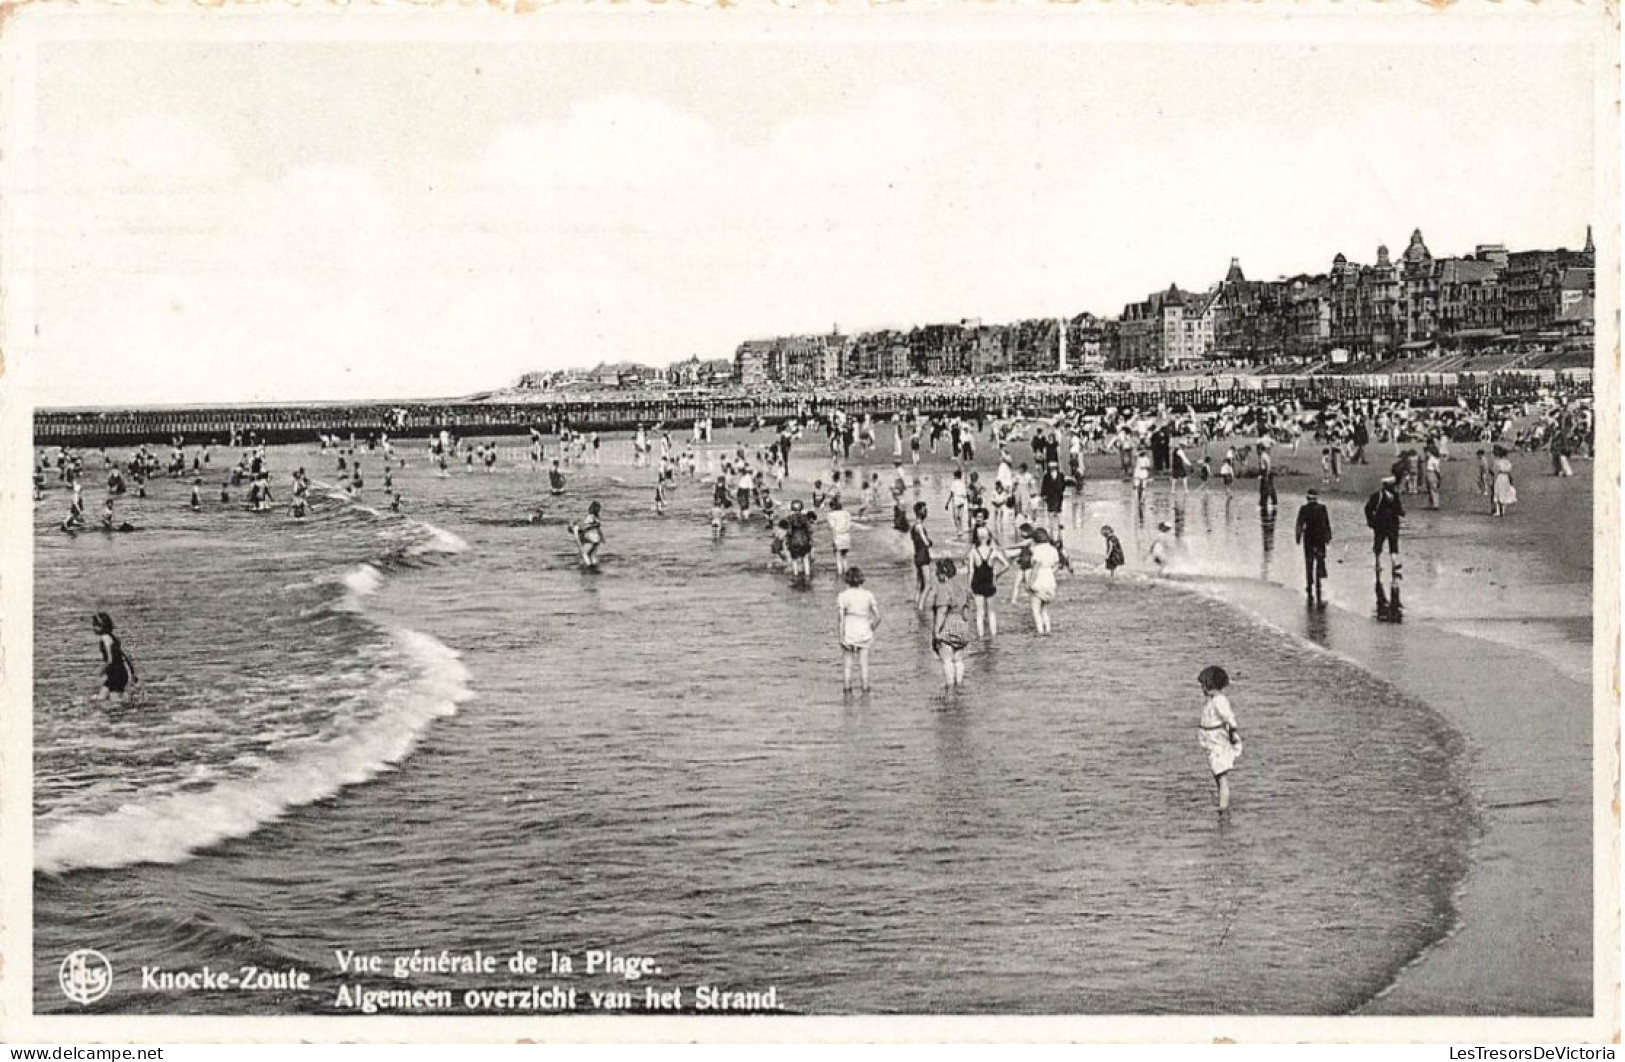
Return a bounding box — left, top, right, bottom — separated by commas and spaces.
31, 432, 1599, 1016
751, 433, 1595, 1013
1074, 441, 1594, 1014
1173, 576, 1591, 1015
30, 368, 1590, 449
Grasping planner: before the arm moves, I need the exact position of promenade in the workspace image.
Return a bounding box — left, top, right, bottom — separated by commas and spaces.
32, 369, 1589, 449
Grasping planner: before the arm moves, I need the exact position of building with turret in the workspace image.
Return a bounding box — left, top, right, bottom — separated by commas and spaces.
1214, 258, 1290, 362
1327, 246, 1401, 359
1399, 229, 1440, 351
1504, 227, 1595, 337
706, 225, 1596, 380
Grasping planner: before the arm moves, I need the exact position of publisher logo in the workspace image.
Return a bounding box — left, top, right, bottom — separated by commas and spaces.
59, 949, 112, 1005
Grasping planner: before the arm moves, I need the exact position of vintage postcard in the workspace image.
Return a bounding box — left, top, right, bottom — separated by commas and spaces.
0, 0, 1617, 1044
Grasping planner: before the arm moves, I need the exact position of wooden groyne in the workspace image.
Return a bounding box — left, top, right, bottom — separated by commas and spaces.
32, 371, 1585, 449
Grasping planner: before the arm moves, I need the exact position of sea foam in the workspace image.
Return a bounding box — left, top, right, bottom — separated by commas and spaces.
35, 628, 474, 875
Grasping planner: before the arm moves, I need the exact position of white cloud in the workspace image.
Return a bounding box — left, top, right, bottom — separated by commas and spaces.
15, 46, 1600, 405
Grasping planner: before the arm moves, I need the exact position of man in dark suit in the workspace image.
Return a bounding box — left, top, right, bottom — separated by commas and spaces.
1364, 476, 1406, 618
1294, 488, 1334, 605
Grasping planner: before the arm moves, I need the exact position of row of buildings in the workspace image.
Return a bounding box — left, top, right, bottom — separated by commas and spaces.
517, 356, 735, 392
514, 228, 1595, 391
730, 228, 1596, 383
732, 316, 1122, 386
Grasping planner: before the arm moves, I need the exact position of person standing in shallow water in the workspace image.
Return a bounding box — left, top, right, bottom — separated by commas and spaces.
826, 495, 853, 578
1146, 520, 1173, 576
1257, 445, 1278, 512
1364, 476, 1405, 617
785, 499, 815, 584
965, 523, 1009, 639
1040, 461, 1067, 532
92, 612, 137, 702
836, 566, 880, 693
1025, 527, 1061, 635
1196, 664, 1242, 814
571, 501, 604, 570
1100, 525, 1126, 576
925, 559, 973, 692
909, 501, 934, 609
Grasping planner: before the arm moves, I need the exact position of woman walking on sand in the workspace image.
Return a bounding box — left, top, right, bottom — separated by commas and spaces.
1423, 448, 1443, 510
1491, 446, 1517, 517
925, 559, 973, 692
836, 566, 880, 693
1196, 664, 1242, 814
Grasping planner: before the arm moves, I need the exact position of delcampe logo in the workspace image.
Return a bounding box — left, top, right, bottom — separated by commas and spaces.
59, 949, 112, 1005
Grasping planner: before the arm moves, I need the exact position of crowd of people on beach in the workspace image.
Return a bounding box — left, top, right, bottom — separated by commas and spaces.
38, 379, 1592, 813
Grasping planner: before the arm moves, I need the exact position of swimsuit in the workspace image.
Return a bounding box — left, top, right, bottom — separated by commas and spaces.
101, 635, 130, 693
828, 512, 853, 553
787, 515, 813, 559
970, 546, 997, 598
838, 589, 876, 649
911, 525, 932, 567
928, 585, 971, 651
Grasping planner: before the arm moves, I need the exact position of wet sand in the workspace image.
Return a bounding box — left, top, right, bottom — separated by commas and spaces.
1191, 575, 1592, 1015
67, 426, 1593, 1015
851, 430, 1599, 1014
1163, 442, 1598, 1015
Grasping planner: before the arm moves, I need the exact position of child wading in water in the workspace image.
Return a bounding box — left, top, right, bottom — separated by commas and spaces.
1196, 665, 1242, 814
1009, 522, 1035, 605
836, 566, 880, 693
1100, 525, 1126, 575
925, 559, 973, 691
571, 501, 604, 569
1147, 521, 1174, 576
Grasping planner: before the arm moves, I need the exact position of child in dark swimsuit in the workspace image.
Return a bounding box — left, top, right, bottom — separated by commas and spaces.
1100, 525, 1126, 575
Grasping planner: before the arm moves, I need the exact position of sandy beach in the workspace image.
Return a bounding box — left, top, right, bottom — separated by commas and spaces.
662, 425, 1602, 1013
28, 425, 1601, 1018
1190, 576, 1592, 1014
843, 428, 1599, 1013
1165, 440, 1597, 1014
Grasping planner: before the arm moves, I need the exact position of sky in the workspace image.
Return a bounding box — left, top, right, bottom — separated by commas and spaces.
3, 9, 1606, 407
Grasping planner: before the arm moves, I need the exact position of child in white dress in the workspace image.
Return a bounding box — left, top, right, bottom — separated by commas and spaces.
1197, 665, 1242, 814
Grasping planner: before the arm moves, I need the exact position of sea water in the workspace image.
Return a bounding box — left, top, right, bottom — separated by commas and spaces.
32, 435, 1506, 1015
